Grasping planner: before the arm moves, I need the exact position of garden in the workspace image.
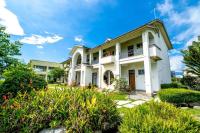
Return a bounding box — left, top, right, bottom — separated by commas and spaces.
1, 25, 200, 132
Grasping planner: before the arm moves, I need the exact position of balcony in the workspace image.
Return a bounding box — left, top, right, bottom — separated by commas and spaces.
149, 44, 162, 61
75, 64, 81, 70
100, 55, 115, 64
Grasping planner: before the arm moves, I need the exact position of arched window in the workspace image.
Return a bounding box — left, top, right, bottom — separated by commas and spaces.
76, 54, 81, 65
103, 70, 114, 85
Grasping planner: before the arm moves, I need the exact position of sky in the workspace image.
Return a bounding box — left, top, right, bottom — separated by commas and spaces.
0, 0, 199, 73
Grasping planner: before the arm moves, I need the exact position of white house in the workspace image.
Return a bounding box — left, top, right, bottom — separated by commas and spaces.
67, 19, 172, 95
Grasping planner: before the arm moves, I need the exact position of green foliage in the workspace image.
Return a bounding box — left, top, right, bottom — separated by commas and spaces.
161, 82, 186, 89
181, 76, 200, 90
107, 91, 128, 100
158, 89, 200, 104
49, 67, 64, 82
182, 41, 200, 77
0, 64, 47, 100
113, 78, 129, 92
0, 27, 22, 75
119, 101, 200, 133
0, 88, 121, 132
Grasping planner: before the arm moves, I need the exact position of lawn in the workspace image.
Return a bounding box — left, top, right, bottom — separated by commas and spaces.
106, 91, 128, 100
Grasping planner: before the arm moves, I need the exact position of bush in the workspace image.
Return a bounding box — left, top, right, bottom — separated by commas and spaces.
113, 78, 129, 92
0, 88, 121, 133
0, 64, 47, 101
119, 101, 200, 133
181, 76, 200, 90
161, 83, 179, 89
158, 89, 200, 105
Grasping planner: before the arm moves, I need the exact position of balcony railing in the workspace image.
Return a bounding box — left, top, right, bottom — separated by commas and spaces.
149, 44, 162, 61
100, 55, 115, 64
92, 60, 99, 64
75, 64, 81, 70
120, 48, 143, 59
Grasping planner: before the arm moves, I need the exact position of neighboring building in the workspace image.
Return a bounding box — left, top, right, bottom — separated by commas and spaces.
67, 19, 172, 95
61, 58, 71, 83
29, 60, 62, 81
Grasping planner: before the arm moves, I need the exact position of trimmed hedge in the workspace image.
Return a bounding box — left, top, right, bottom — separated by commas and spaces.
0, 88, 121, 133
119, 101, 200, 133
158, 89, 200, 105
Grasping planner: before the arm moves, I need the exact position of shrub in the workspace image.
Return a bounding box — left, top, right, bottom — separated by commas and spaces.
158, 89, 200, 105
181, 76, 200, 90
113, 78, 129, 92
0, 64, 47, 100
119, 101, 200, 133
0, 88, 121, 133
161, 83, 180, 89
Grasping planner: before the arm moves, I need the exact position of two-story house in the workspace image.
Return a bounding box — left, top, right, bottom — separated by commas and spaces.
67, 19, 172, 95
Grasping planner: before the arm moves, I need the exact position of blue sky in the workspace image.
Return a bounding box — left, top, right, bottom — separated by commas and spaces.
0, 0, 199, 73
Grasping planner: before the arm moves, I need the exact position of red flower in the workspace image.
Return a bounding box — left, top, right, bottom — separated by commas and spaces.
2, 95, 7, 100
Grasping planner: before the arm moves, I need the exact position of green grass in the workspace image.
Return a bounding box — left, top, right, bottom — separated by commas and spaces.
48, 83, 68, 90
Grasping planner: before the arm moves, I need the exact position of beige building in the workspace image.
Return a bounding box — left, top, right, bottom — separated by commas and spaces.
29, 60, 63, 81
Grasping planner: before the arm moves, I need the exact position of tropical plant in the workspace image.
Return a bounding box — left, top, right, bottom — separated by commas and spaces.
0, 88, 121, 133
113, 78, 129, 92
181, 76, 200, 90
182, 41, 200, 77
119, 101, 200, 133
0, 64, 47, 101
0, 27, 22, 75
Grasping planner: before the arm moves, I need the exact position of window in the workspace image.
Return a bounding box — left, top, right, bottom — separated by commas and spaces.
103, 70, 114, 85
137, 43, 142, 49
138, 69, 144, 75
86, 54, 89, 63
128, 45, 134, 57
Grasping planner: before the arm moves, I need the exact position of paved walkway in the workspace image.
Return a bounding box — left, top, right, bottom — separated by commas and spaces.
115, 93, 152, 108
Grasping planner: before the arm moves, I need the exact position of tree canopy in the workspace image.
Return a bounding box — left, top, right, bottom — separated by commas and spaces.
49, 67, 64, 82
182, 41, 200, 77
0, 27, 22, 75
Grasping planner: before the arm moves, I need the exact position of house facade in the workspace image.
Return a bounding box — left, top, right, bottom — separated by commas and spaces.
67, 20, 172, 95
29, 60, 63, 81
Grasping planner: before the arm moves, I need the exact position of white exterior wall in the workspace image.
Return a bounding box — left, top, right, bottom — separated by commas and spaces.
157, 32, 171, 84
68, 27, 171, 95
121, 63, 145, 91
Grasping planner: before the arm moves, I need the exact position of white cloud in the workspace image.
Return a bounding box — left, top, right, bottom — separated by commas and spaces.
20, 34, 63, 45
0, 0, 24, 35
74, 35, 84, 43
156, 0, 200, 47
170, 55, 184, 71
37, 45, 44, 49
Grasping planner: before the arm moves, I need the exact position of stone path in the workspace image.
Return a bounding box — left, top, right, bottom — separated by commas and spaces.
115, 93, 152, 108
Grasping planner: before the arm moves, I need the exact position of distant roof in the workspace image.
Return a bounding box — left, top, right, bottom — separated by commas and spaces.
61, 58, 72, 64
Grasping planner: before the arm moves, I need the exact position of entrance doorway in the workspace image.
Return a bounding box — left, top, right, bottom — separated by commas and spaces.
129, 70, 135, 90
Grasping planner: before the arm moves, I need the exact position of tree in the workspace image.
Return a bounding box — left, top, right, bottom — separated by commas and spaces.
49, 67, 64, 82
182, 41, 200, 77
0, 64, 47, 101
0, 27, 22, 75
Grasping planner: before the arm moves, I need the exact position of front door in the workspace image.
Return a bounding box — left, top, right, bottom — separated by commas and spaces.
129, 70, 135, 90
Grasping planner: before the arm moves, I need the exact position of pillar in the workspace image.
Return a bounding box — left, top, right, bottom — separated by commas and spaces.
142, 31, 152, 95
115, 42, 121, 78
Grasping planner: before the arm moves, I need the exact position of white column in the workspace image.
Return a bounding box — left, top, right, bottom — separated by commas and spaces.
98, 49, 102, 88
115, 42, 121, 78
142, 31, 152, 95
89, 53, 92, 65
